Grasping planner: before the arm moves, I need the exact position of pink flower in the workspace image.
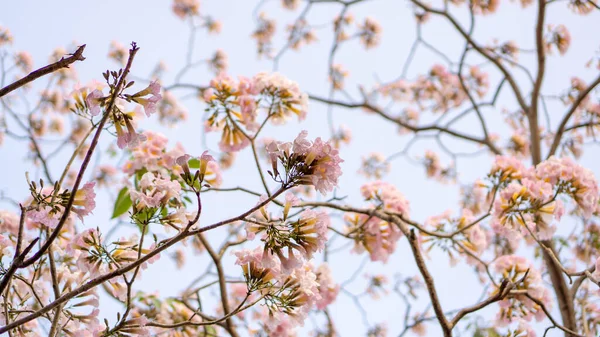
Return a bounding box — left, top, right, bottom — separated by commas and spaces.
490, 155, 526, 182
28, 206, 61, 229
314, 263, 339, 309
85, 89, 104, 116
72, 182, 96, 220
535, 156, 599, 218
129, 172, 182, 210
361, 181, 410, 216
0, 210, 20, 235
132, 81, 162, 116
493, 255, 552, 325
294, 134, 344, 195
237, 76, 260, 95
344, 211, 402, 263
172, 0, 200, 19
293, 209, 329, 259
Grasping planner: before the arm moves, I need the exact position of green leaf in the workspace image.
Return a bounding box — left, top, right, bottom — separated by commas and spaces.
203, 326, 216, 337
112, 187, 132, 219
188, 158, 200, 169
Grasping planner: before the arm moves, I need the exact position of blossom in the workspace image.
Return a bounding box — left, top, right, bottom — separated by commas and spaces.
361, 181, 410, 216
0, 210, 20, 236
314, 263, 339, 309
28, 206, 61, 229
158, 91, 187, 126
330, 64, 349, 90
132, 81, 162, 116
252, 12, 276, 57
208, 49, 228, 74
85, 89, 104, 116
568, 0, 597, 14
172, 0, 200, 19
472, 0, 500, 14
358, 17, 382, 49
71, 182, 97, 220
359, 153, 390, 179
70, 228, 105, 276
14, 51, 33, 73
0, 26, 13, 46
286, 19, 317, 50
345, 211, 402, 262
493, 255, 552, 325
267, 131, 343, 195
252, 72, 308, 123
129, 172, 182, 211
546, 24, 571, 55
282, 0, 300, 10
108, 40, 127, 65
114, 111, 148, 149
535, 156, 599, 218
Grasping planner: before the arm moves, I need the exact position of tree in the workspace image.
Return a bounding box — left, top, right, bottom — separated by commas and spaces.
0, 0, 599, 336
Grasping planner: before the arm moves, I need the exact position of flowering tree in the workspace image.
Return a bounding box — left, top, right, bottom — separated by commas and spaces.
0, 0, 599, 336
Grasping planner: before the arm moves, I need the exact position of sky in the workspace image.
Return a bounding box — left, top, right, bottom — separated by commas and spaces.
1, 0, 600, 336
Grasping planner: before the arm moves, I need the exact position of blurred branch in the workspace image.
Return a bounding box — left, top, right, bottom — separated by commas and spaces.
0, 45, 86, 98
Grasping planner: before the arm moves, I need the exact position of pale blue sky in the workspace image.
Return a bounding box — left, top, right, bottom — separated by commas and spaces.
1, 0, 599, 336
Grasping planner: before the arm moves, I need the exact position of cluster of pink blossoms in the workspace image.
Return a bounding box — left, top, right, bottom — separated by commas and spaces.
27, 182, 96, 228
203, 72, 308, 152
69, 228, 159, 300
266, 130, 343, 194
535, 156, 599, 218
83, 80, 163, 149
123, 131, 222, 186
246, 192, 329, 272
490, 155, 598, 242
233, 247, 338, 336
129, 172, 182, 211
493, 255, 552, 326
378, 64, 489, 113
425, 209, 488, 262
344, 181, 410, 262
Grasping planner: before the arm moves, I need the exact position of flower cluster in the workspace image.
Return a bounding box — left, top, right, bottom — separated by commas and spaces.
357, 17, 382, 49
493, 255, 552, 325
545, 24, 571, 55
286, 19, 317, 50
172, 0, 200, 19
379, 64, 488, 114
245, 193, 329, 271
82, 73, 163, 149
252, 12, 276, 57
344, 181, 409, 262
157, 91, 188, 126
129, 172, 182, 212
203, 72, 308, 152
27, 181, 96, 228
123, 131, 183, 175
422, 150, 456, 183
266, 131, 343, 194
358, 152, 390, 179
234, 247, 326, 335
489, 156, 598, 242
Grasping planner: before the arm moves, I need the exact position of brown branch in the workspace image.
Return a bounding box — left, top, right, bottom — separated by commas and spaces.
0, 45, 86, 98
196, 233, 240, 337
0, 185, 287, 333
0, 43, 138, 297
547, 74, 600, 158
528, 0, 547, 165
309, 95, 500, 154
401, 226, 451, 336
448, 279, 512, 328
525, 294, 584, 337
410, 0, 529, 113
